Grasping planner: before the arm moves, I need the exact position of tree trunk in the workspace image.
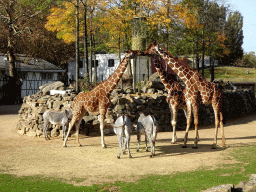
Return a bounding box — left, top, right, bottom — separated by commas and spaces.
202, 40, 205, 77
147, 56, 149, 81
93, 35, 97, 84
75, 0, 80, 92
7, 41, 16, 78
210, 56, 214, 82
83, 1, 89, 81
118, 36, 123, 89
90, 33, 93, 82
196, 54, 200, 72
196, 42, 200, 72
6, 2, 17, 79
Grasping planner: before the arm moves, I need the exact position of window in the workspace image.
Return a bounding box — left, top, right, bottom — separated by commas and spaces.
108, 59, 114, 67
41, 73, 53, 80
92, 60, 99, 68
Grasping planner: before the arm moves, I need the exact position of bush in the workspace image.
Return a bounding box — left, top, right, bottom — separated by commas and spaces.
233, 53, 256, 68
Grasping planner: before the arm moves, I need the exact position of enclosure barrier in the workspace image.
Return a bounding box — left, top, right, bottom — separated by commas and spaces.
17, 82, 255, 138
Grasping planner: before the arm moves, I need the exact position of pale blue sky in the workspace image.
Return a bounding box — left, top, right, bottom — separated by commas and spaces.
226, 0, 256, 53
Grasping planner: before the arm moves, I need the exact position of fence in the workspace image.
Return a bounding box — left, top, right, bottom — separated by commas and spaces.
0, 72, 68, 104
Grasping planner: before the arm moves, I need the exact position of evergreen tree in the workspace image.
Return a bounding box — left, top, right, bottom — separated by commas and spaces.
222, 11, 243, 65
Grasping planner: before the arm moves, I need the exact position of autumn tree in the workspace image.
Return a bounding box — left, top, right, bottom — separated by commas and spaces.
0, 0, 54, 80
45, 0, 105, 84
176, 0, 229, 80
99, 0, 134, 57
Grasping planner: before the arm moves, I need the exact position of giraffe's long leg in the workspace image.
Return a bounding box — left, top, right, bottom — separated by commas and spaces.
212, 109, 219, 149
75, 118, 83, 147
220, 111, 226, 147
192, 102, 199, 149
63, 117, 77, 147
212, 102, 221, 149
170, 104, 178, 144
183, 108, 199, 141
182, 102, 192, 148
99, 108, 107, 148
63, 108, 85, 147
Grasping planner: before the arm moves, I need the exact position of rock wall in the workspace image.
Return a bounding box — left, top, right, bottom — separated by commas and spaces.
16, 82, 256, 138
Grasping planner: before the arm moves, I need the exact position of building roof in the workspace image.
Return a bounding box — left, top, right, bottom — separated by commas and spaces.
0, 53, 65, 72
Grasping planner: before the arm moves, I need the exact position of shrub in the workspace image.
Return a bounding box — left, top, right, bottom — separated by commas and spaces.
233, 53, 256, 68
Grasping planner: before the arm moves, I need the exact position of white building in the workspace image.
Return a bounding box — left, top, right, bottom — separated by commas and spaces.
68, 53, 152, 84
0, 54, 66, 99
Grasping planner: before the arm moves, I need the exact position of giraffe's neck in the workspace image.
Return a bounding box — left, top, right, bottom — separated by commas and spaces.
155, 68, 172, 90
154, 60, 175, 90
155, 46, 192, 85
103, 54, 131, 93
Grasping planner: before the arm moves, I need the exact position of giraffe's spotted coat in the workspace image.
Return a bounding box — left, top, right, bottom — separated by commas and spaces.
63, 50, 138, 147
145, 42, 225, 149
149, 55, 186, 143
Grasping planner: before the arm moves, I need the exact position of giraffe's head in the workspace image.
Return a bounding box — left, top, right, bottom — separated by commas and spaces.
144, 41, 158, 56
125, 50, 138, 59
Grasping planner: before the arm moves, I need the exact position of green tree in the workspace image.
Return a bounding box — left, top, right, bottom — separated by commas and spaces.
222, 11, 243, 65
175, 0, 229, 81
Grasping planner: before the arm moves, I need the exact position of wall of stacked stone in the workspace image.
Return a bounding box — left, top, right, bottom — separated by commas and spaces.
16, 91, 77, 137
16, 86, 255, 138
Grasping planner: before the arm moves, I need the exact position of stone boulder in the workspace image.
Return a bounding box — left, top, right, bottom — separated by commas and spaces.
39, 81, 65, 95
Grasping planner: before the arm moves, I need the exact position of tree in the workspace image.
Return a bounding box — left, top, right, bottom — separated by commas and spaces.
45, 0, 104, 83
100, 0, 134, 56
203, 1, 229, 81
175, 0, 229, 81
0, 0, 54, 79
222, 11, 243, 65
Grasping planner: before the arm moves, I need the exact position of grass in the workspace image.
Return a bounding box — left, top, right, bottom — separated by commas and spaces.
1, 144, 256, 192
203, 66, 256, 82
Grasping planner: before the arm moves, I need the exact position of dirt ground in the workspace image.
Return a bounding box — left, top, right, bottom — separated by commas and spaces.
0, 105, 256, 186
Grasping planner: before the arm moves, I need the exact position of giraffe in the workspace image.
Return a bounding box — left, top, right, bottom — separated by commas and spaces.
150, 55, 187, 144
63, 50, 138, 148
144, 42, 225, 149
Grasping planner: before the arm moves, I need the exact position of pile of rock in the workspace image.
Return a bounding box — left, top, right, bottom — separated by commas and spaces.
16, 81, 256, 139
223, 89, 256, 120
16, 81, 76, 137
203, 174, 256, 192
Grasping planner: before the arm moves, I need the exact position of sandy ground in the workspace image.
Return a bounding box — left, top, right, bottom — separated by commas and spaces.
0, 104, 256, 186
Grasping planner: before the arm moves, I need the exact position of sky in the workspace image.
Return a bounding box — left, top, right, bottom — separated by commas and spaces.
225, 0, 256, 53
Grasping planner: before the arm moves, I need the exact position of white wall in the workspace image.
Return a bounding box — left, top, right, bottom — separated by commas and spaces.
68, 54, 152, 84
131, 56, 152, 82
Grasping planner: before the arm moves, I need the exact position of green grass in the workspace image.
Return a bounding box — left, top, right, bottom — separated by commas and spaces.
0, 174, 101, 192
203, 66, 256, 82
1, 144, 256, 192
